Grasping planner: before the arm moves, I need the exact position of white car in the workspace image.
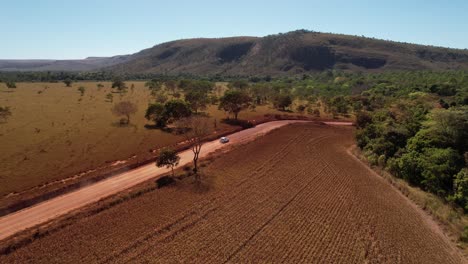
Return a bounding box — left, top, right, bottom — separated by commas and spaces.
220, 137, 230, 143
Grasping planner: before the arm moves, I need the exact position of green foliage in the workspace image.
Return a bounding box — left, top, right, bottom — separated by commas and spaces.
218, 90, 252, 120
354, 72, 468, 212
156, 148, 180, 177
355, 111, 372, 129
164, 99, 192, 121
452, 168, 468, 211
145, 100, 192, 127
5, 81, 16, 89
185, 90, 209, 113
112, 76, 127, 92
178, 80, 214, 94
273, 94, 293, 111
77, 86, 86, 96
145, 79, 162, 90
228, 80, 249, 90
63, 79, 73, 87
145, 103, 166, 127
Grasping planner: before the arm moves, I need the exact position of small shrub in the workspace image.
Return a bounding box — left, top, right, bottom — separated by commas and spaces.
156, 176, 175, 189
119, 118, 129, 126
460, 226, 468, 243
378, 154, 386, 167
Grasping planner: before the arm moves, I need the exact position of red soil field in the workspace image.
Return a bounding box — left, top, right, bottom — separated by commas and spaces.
0, 123, 464, 263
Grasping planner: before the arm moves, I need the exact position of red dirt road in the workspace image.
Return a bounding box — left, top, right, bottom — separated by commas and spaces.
0, 120, 318, 241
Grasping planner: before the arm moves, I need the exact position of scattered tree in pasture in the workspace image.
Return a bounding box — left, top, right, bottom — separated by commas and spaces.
145, 102, 166, 127
5, 81, 16, 89
218, 90, 252, 120
176, 116, 210, 179
163, 99, 192, 123
156, 148, 180, 177
78, 86, 86, 96
64, 79, 73, 87
112, 76, 127, 92
106, 93, 114, 103
185, 90, 209, 113
0, 106, 12, 123
112, 101, 138, 124
145, 99, 192, 127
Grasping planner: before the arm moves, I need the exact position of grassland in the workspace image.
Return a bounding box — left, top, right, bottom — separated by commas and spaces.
0, 81, 299, 200
0, 123, 463, 263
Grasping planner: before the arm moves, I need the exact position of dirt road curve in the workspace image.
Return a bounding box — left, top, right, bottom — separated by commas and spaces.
0, 120, 345, 241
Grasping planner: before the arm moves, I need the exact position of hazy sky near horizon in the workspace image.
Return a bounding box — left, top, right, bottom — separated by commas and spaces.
1, 0, 467, 59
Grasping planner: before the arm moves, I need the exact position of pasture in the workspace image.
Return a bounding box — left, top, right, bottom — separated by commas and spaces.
0, 81, 287, 198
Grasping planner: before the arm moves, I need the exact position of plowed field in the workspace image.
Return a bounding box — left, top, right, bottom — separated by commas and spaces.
1, 123, 464, 263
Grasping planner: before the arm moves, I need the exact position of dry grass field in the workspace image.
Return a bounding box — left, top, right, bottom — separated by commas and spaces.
0, 123, 463, 263
0, 81, 288, 198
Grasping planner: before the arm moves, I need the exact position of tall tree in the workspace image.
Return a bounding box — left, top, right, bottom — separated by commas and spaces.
145, 103, 166, 127
218, 90, 252, 120
112, 76, 127, 93
176, 116, 210, 180
63, 79, 73, 87
185, 90, 209, 113
156, 149, 180, 177
163, 99, 192, 123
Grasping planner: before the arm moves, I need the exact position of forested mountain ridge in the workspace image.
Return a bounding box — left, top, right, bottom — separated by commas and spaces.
105, 30, 468, 75
2, 30, 468, 75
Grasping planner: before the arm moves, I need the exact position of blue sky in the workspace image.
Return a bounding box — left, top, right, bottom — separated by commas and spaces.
1, 0, 467, 59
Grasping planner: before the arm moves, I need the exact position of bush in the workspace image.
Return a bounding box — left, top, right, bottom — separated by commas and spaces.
119, 118, 129, 126
156, 176, 175, 189
460, 226, 468, 243
222, 118, 254, 129
378, 155, 386, 167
